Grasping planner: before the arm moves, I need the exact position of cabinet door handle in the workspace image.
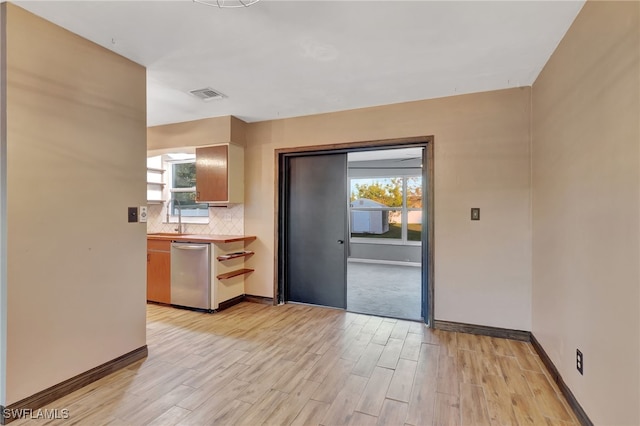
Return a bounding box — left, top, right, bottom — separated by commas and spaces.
147, 254, 150, 262
196, 191, 200, 201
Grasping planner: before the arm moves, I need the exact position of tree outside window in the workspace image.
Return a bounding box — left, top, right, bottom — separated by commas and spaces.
170, 162, 208, 217
350, 176, 422, 243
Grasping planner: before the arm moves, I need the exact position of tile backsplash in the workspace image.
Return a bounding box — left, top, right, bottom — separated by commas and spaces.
146, 203, 244, 235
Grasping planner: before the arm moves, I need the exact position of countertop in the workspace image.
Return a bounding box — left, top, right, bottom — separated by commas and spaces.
147, 233, 256, 244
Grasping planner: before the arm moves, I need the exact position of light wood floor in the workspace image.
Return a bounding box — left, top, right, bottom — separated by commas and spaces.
16, 302, 579, 426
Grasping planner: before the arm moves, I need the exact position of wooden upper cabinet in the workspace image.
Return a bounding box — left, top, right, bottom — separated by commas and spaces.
195, 144, 244, 204
196, 145, 228, 202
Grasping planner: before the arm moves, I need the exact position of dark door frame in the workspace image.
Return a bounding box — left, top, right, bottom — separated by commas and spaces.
275, 136, 435, 326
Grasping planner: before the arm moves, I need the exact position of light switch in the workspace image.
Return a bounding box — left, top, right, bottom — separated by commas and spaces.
471, 208, 480, 221
139, 206, 148, 223
128, 207, 138, 223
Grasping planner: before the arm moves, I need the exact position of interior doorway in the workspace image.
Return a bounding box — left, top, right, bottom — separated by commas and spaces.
346, 148, 423, 320
277, 137, 434, 325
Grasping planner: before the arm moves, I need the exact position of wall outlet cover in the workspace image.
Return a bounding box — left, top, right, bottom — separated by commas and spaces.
471, 207, 480, 220
128, 207, 138, 223
139, 206, 148, 223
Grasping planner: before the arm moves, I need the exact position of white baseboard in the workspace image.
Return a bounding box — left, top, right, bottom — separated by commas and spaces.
348, 258, 421, 267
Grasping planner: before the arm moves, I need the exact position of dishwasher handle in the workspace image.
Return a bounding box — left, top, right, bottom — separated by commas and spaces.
172, 244, 209, 250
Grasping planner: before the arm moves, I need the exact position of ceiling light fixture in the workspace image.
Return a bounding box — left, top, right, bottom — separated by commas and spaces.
193, 0, 260, 8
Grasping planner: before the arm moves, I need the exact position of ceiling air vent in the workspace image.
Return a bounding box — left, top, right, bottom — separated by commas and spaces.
189, 87, 226, 101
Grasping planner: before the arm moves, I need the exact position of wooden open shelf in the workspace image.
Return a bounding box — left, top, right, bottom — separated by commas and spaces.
217, 251, 254, 261
216, 268, 254, 280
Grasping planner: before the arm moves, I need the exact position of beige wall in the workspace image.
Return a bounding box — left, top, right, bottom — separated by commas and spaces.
3, 4, 147, 405
531, 1, 640, 424
147, 115, 246, 153
0, 2, 6, 407
244, 87, 533, 330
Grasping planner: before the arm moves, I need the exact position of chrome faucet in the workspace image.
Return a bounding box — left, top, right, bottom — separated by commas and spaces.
167, 198, 185, 234
174, 198, 185, 234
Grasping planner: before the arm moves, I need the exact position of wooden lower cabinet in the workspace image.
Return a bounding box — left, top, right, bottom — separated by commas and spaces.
147, 240, 171, 304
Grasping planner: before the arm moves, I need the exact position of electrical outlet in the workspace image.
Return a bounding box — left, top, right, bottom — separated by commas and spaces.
139, 206, 148, 223
576, 349, 583, 375
471, 207, 480, 220
223, 213, 232, 222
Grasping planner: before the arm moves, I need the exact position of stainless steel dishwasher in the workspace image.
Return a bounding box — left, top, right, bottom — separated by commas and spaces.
170, 242, 211, 311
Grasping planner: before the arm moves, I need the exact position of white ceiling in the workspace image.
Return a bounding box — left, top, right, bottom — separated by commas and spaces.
16, 0, 584, 126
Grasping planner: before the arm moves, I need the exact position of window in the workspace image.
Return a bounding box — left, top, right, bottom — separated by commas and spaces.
350, 176, 422, 244
165, 157, 208, 221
